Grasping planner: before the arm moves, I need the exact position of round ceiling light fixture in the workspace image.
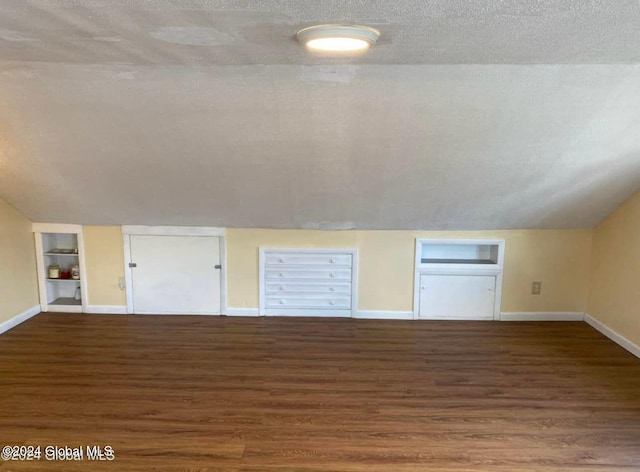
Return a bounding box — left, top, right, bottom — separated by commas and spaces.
296, 24, 380, 53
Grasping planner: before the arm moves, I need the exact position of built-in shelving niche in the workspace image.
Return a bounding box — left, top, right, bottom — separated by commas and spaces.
414, 238, 505, 321
420, 242, 500, 266
33, 224, 86, 313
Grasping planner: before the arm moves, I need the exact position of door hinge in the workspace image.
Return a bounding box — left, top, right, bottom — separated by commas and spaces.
129, 262, 137, 268
214, 264, 222, 269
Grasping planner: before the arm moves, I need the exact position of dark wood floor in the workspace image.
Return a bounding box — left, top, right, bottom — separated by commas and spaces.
0, 314, 639, 471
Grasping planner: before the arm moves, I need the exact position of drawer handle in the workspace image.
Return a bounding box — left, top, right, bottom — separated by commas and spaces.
279, 258, 284, 263
279, 300, 285, 305
329, 273, 335, 278
329, 287, 335, 292
330, 258, 336, 263
279, 286, 285, 291
329, 301, 335, 305
279, 273, 284, 277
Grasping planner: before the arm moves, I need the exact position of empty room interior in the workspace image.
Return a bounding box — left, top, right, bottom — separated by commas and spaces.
1, 1, 640, 470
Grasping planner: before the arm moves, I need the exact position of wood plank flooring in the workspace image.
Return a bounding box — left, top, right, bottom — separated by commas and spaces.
0, 313, 639, 471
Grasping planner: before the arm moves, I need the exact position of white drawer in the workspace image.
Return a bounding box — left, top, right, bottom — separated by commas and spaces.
260, 248, 357, 316
265, 297, 351, 309
266, 282, 351, 295
266, 253, 352, 267
265, 268, 352, 281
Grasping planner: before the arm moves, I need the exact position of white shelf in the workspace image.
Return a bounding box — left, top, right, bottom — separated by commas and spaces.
44, 252, 79, 257
47, 278, 81, 282
49, 297, 81, 306
421, 258, 496, 265
419, 242, 500, 267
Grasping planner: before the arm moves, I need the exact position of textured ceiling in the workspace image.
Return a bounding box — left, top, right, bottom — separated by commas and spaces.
2, 0, 640, 65
0, 1, 639, 229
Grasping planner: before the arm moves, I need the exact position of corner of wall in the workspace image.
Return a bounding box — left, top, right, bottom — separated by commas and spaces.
0, 197, 39, 325
584, 190, 640, 348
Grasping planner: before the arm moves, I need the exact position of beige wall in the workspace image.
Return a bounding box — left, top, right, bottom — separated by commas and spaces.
83, 226, 126, 306
0, 198, 38, 322
587, 191, 640, 345
2, 198, 634, 331
80, 226, 593, 314
5, 198, 637, 346
226, 228, 592, 313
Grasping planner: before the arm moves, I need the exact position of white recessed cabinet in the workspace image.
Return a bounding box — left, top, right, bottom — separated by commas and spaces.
414, 239, 505, 320
33, 223, 87, 313
259, 248, 358, 317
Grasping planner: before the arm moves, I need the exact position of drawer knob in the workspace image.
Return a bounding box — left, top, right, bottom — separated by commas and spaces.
279, 273, 284, 277
279, 300, 285, 304
329, 273, 335, 278
329, 301, 335, 305
279, 286, 284, 291
329, 287, 335, 292
330, 258, 336, 263
279, 258, 284, 263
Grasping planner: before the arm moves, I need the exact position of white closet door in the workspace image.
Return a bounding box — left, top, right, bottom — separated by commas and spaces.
419, 274, 495, 320
130, 235, 221, 314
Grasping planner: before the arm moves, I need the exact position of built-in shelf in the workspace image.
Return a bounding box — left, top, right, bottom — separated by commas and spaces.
33, 224, 86, 313
419, 242, 499, 266
414, 238, 505, 321
49, 297, 81, 306
421, 258, 496, 265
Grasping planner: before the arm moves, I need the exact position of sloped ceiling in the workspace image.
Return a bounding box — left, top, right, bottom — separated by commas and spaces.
0, 1, 639, 229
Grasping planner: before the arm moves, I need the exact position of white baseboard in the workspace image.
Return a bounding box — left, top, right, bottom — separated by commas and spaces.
0, 305, 40, 335
134, 311, 221, 315
585, 314, 640, 359
500, 312, 585, 321
263, 309, 350, 317
224, 307, 260, 316
353, 310, 414, 320
85, 305, 128, 314
223, 308, 414, 319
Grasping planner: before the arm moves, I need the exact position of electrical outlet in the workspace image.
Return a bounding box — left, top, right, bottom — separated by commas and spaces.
532, 281, 542, 295
118, 277, 126, 290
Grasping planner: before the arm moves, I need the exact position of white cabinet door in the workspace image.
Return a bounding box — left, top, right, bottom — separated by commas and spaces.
419, 274, 495, 320
130, 235, 221, 314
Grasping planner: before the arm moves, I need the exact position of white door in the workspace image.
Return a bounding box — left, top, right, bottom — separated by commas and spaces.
129, 235, 221, 314
419, 274, 495, 320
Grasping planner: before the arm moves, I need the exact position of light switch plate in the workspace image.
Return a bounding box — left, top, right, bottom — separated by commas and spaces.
532, 281, 542, 295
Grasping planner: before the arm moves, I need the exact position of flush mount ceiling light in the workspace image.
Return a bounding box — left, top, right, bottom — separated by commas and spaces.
296, 24, 380, 53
